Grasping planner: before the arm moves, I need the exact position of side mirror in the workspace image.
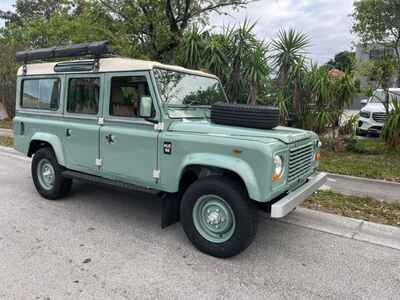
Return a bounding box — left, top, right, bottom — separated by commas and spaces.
139, 96, 153, 119
360, 98, 368, 105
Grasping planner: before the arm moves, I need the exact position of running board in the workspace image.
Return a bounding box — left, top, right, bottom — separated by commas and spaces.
62, 170, 160, 195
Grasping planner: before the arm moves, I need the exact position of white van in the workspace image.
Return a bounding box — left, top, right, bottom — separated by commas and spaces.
357, 88, 400, 136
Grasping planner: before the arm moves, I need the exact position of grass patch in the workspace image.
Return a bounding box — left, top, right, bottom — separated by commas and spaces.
303, 191, 400, 227
320, 150, 400, 182
0, 119, 12, 129
0, 136, 13, 147
319, 138, 400, 182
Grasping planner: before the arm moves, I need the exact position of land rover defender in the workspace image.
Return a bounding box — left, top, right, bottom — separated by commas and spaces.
13, 42, 327, 258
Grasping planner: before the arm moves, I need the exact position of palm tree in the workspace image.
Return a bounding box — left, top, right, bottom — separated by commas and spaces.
272, 28, 310, 87
225, 20, 257, 103
243, 41, 269, 105
180, 25, 206, 69
203, 32, 230, 82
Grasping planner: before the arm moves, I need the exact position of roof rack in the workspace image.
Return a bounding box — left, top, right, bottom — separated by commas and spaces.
16, 41, 109, 75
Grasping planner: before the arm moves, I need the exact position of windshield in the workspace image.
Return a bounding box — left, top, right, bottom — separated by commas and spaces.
153, 68, 227, 118
370, 90, 400, 104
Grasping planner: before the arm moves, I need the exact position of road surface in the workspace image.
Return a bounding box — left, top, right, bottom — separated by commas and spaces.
0, 149, 399, 300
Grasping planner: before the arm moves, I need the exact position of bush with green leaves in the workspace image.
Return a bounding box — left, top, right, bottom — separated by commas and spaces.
382, 100, 400, 148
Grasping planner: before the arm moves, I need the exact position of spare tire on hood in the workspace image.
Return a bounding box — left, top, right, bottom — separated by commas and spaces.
211, 103, 280, 130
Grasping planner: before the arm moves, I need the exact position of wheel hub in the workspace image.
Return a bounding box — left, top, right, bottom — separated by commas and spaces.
193, 195, 236, 243
37, 159, 55, 190
206, 210, 225, 225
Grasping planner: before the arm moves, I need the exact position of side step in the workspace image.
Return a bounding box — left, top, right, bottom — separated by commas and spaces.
62, 170, 181, 228
62, 170, 160, 195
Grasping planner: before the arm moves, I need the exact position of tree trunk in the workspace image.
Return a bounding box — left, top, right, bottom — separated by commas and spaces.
247, 84, 258, 105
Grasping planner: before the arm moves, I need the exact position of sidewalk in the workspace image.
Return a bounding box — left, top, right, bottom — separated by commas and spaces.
324, 173, 400, 204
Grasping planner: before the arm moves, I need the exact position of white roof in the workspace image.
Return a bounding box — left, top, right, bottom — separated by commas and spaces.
17, 57, 218, 79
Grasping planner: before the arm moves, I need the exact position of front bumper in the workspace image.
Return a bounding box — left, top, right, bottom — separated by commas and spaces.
358, 117, 383, 134
270, 172, 327, 218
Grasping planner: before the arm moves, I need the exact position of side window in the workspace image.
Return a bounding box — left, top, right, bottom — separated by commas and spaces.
67, 78, 100, 114
110, 76, 153, 118
21, 78, 60, 110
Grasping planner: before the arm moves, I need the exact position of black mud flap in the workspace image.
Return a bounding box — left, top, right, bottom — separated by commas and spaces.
161, 193, 181, 229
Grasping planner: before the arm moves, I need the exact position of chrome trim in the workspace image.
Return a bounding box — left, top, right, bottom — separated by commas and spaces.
271, 172, 327, 218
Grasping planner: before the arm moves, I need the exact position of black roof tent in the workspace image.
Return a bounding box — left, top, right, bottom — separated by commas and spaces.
16, 41, 109, 74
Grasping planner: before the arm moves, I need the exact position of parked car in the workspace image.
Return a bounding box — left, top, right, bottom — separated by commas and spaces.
357, 88, 400, 136
13, 42, 326, 258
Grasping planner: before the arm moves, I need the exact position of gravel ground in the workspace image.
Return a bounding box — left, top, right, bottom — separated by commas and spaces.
1, 151, 400, 300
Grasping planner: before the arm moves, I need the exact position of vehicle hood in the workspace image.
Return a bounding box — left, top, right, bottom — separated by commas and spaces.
168, 120, 315, 144
361, 102, 387, 113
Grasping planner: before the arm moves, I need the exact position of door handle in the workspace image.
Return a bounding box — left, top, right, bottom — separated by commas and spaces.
105, 133, 115, 144
66, 129, 72, 137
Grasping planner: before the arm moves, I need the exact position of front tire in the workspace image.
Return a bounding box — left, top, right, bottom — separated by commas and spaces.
31, 147, 72, 200
180, 176, 257, 258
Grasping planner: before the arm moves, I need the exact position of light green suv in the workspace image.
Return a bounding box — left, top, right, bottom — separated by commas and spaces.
13, 42, 326, 258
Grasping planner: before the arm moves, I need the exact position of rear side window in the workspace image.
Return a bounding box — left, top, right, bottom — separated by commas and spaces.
21, 78, 60, 110
67, 78, 100, 114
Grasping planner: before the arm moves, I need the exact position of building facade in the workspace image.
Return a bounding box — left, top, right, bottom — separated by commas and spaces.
355, 44, 398, 89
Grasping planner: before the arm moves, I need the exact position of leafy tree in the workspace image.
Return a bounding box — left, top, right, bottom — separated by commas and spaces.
326, 51, 356, 72
353, 0, 400, 87
355, 55, 397, 113
92, 0, 254, 61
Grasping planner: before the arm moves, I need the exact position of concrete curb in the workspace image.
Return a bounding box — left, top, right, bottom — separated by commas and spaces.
275, 207, 400, 251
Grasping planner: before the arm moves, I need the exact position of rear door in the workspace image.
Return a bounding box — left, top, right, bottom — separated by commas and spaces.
63, 74, 104, 174
100, 71, 160, 187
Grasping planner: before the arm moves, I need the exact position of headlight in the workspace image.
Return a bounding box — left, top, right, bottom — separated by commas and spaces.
272, 154, 284, 181
360, 111, 370, 119
315, 140, 322, 149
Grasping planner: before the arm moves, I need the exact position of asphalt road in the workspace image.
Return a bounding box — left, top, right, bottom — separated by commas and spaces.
1, 150, 400, 300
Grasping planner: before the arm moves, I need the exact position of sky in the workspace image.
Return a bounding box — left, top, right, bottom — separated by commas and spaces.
0, 0, 355, 64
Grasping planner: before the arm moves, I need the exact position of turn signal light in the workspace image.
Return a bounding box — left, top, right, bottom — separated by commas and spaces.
315, 151, 321, 161
272, 172, 280, 182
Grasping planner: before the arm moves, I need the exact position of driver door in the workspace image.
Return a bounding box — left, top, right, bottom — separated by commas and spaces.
100, 71, 160, 187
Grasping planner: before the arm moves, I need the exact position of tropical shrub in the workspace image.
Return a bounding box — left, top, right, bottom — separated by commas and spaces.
382, 100, 400, 148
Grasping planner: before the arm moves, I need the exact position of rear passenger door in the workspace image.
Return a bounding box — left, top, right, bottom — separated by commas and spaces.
63, 74, 104, 174
100, 72, 159, 187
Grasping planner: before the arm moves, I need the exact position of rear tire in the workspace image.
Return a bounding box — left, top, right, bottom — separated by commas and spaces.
180, 176, 257, 258
31, 147, 72, 200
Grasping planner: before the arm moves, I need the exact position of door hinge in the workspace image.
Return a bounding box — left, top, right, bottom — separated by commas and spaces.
96, 158, 103, 167
98, 117, 104, 125
152, 169, 160, 179
154, 122, 164, 131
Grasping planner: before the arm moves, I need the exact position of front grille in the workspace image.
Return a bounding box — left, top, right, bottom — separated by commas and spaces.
360, 111, 370, 118
372, 112, 387, 123
288, 142, 314, 183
